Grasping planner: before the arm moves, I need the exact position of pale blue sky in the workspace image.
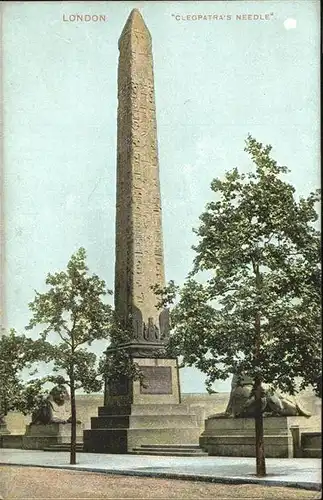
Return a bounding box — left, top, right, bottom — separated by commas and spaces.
2, 1, 320, 392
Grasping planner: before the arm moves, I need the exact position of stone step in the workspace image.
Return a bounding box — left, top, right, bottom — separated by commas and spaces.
98, 404, 190, 416
43, 444, 84, 452
141, 443, 201, 449
132, 449, 207, 457
132, 444, 207, 456
91, 414, 198, 429
44, 442, 83, 447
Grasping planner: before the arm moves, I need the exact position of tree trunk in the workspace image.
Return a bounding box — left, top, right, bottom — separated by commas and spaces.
254, 377, 266, 476
253, 264, 266, 476
70, 376, 76, 465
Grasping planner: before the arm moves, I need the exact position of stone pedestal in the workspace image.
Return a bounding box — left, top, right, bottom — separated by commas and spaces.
199, 416, 316, 458
105, 357, 181, 407
23, 423, 83, 450
0, 420, 11, 448
84, 357, 200, 453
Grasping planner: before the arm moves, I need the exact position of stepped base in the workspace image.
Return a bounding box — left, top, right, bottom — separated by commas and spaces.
84, 402, 200, 453
85, 356, 201, 454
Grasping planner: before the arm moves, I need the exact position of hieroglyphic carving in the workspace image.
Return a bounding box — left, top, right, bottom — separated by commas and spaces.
115, 10, 168, 345
132, 306, 162, 343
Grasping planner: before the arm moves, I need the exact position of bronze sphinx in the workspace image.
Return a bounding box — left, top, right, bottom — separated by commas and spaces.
210, 374, 311, 419
31, 385, 75, 425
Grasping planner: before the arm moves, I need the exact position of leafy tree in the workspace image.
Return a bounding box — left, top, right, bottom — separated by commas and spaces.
26, 248, 114, 464
154, 136, 321, 476
0, 329, 49, 427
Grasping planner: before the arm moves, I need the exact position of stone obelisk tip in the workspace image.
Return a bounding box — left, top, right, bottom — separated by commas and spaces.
119, 9, 151, 47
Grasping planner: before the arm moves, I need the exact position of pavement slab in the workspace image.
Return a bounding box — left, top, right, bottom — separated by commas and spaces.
0, 449, 321, 491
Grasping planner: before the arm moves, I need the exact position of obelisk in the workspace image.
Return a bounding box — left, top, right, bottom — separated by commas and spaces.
83, 11, 201, 454
114, 8, 169, 352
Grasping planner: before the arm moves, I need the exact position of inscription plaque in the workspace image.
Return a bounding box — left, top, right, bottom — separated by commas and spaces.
140, 366, 172, 394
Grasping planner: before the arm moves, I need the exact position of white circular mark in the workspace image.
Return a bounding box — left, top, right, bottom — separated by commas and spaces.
284, 18, 297, 30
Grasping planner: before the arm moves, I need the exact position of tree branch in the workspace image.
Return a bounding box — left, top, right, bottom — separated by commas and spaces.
56, 329, 72, 348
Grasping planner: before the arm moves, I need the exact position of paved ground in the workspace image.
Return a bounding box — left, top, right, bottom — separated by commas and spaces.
0, 449, 321, 491
1, 466, 321, 499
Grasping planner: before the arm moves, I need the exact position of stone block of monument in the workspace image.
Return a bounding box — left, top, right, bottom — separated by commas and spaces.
83, 9, 200, 453
23, 385, 83, 450
23, 423, 83, 450
199, 416, 318, 458
0, 418, 10, 436
199, 374, 319, 458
